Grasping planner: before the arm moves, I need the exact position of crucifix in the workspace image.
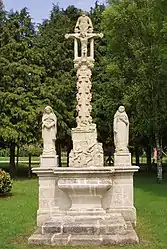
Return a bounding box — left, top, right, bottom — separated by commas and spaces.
65, 13, 103, 62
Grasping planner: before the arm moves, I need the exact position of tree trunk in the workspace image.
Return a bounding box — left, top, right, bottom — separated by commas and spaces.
28, 154, 32, 179
16, 145, 19, 169
67, 139, 72, 167
155, 134, 163, 183
9, 142, 16, 179
135, 146, 140, 166
56, 140, 62, 167
67, 151, 70, 167
146, 145, 152, 171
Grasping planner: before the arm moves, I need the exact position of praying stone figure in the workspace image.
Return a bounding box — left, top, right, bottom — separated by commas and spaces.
42, 106, 57, 155
114, 106, 129, 153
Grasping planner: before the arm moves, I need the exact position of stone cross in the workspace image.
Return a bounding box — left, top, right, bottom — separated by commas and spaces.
65, 13, 103, 129
65, 13, 103, 64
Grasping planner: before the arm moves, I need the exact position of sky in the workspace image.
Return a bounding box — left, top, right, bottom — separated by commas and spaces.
4, 0, 106, 24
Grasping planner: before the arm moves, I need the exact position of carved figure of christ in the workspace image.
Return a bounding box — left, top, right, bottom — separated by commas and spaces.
65, 32, 103, 59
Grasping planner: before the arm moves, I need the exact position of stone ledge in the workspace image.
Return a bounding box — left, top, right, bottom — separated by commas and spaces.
28, 231, 139, 246
32, 166, 139, 176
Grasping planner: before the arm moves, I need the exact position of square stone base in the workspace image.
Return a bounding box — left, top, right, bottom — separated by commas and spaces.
40, 154, 58, 168
30, 166, 139, 246
114, 153, 131, 166
28, 213, 139, 246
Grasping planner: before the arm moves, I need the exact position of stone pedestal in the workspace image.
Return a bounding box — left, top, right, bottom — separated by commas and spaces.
69, 126, 103, 167
28, 166, 139, 245
114, 152, 131, 166
40, 154, 58, 168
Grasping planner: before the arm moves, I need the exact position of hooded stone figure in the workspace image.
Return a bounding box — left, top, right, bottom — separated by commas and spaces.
113, 106, 129, 153
42, 106, 57, 154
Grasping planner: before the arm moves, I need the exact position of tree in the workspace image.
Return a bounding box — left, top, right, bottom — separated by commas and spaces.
0, 8, 45, 177
0, 0, 4, 11
103, 0, 167, 181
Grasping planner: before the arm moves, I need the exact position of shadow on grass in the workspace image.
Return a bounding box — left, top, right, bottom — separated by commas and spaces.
134, 171, 167, 197
0, 163, 38, 179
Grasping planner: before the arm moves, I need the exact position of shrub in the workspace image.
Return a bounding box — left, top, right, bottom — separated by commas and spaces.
0, 169, 12, 194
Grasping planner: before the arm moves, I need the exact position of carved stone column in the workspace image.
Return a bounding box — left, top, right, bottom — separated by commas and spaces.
65, 15, 104, 168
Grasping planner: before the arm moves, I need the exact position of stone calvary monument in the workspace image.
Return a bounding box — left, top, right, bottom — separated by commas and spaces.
29, 14, 139, 246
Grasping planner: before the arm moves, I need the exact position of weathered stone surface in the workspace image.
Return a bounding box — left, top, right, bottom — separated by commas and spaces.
40, 154, 58, 168
51, 234, 70, 245
28, 232, 53, 245
42, 222, 62, 234
29, 225, 139, 246
114, 152, 131, 166
69, 128, 104, 168
69, 235, 103, 246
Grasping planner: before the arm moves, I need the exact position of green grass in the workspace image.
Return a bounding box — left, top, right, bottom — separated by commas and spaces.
0, 172, 167, 249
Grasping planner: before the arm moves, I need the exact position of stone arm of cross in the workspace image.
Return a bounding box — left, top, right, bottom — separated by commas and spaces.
65, 33, 80, 40
87, 33, 104, 39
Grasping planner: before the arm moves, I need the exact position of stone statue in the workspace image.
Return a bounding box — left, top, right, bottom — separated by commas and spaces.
113, 106, 129, 153
75, 12, 93, 33
42, 106, 57, 154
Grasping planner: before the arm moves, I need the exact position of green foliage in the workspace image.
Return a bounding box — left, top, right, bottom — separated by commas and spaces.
88, 2, 121, 146
0, 8, 45, 146
36, 5, 83, 146
21, 144, 42, 156
0, 169, 12, 194
102, 0, 167, 145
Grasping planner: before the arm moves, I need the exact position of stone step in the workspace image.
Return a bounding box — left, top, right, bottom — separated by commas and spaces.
28, 231, 139, 246
42, 217, 127, 235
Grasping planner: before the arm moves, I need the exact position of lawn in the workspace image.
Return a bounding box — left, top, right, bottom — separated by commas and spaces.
0, 172, 167, 249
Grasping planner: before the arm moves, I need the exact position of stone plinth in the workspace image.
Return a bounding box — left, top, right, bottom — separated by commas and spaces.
28, 166, 139, 245
69, 126, 103, 167
40, 154, 58, 168
114, 152, 131, 167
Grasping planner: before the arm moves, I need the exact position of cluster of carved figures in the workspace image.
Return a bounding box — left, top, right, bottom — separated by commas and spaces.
69, 141, 104, 167
76, 63, 93, 128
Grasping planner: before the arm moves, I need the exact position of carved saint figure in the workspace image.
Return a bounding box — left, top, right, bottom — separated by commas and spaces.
75, 13, 93, 33
113, 106, 129, 153
42, 106, 57, 154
